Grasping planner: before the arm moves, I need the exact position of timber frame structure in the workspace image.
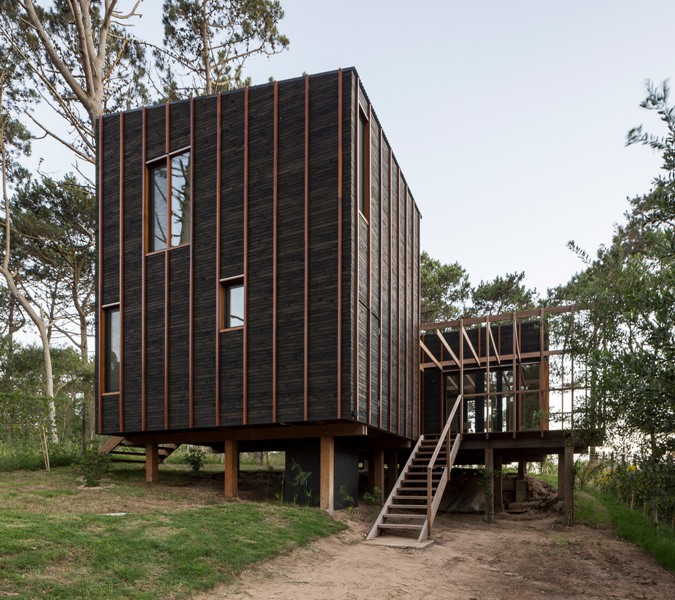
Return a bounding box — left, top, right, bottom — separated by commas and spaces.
97, 68, 597, 535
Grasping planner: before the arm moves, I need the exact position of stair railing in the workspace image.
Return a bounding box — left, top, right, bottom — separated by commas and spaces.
426, 394, 463, 535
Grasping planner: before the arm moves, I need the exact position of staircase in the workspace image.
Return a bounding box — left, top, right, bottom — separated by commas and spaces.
99, 436, 180, 464
367, 395, 463, 543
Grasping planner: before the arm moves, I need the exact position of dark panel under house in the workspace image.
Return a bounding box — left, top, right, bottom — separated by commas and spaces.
96, 68, 422, 447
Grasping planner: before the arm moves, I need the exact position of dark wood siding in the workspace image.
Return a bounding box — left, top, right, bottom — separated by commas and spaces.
97, 67, 420, 441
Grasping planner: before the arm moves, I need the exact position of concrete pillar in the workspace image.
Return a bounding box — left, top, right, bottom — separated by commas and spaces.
146, 444, 159, 483
320, 436, 334, 513
563, 445, 574, 526
484, 447, 495, 523
224, 439, 239, 498
370, 448, 385, 503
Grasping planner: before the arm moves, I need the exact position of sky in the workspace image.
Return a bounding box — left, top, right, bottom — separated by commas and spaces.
27, 1, 675, 297
233, 0, 674, 296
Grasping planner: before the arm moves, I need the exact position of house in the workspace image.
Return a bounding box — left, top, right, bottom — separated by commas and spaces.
96, 67, 421, 510
97, 68, 596, 538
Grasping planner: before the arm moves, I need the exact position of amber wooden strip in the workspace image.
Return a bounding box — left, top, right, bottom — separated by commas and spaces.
118, 112, 125, 431
215, 94, 222, 426
353, 75, 360, 420
141, 107, 147, 431
188, 97, 195, 428
97, 115, 104, 434
243, 87, 249, 425
164, 102, 170, 430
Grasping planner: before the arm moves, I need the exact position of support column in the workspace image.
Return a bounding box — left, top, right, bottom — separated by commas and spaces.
385, 449, 398, 496
146, 443, 159, 483
320, 436, 334, 513
494, 453, 504, 514
484, 447, 494, 523
563, 445, 574, 526
224, 439, 239, 498
370, 448, 385, 503
557, 451, 565, 500
517, 459, 526, 480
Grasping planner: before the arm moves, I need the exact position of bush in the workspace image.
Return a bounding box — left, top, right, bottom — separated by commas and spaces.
77, 447, 111, 486
185, 446, 205, 472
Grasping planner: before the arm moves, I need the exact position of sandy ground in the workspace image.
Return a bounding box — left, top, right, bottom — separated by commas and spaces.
195, 510, 675, 600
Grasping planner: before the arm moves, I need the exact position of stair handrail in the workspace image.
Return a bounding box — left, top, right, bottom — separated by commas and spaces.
366, 434, 425, 540
426, 394, 463, 532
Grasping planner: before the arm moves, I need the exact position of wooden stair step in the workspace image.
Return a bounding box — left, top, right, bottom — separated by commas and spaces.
393, 495, 427, 500
378, 523, 423, 531
383, 513, 426, 520
388, 504, 427, 510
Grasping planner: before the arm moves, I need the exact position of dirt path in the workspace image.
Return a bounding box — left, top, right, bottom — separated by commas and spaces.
195, 511, 675, 600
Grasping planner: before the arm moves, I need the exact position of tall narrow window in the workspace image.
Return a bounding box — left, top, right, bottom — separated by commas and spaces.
221, 279, 245, 329
104, 307, 121, 393
357, 109, 370, 219
148, 151, 191, 252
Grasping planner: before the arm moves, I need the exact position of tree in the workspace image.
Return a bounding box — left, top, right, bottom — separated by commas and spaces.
553, 80, 675, 526
155, 0, 289, 98
420, 251, 470, 323
469, 271, 537, 316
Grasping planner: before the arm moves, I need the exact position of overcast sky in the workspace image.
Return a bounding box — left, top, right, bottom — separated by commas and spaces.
234, 0, 673, 296
29, 1, 675, 297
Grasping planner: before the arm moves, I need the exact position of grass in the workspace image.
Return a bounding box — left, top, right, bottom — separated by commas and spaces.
0, 464, 345, 599
597, 493, 675, 573
574, 491, 612, 528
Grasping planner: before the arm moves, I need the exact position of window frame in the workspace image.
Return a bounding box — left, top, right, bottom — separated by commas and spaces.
220, 276, 245, 331
146, 147, 191, 255
357, 105, 370, 221
102, 304, 121, 394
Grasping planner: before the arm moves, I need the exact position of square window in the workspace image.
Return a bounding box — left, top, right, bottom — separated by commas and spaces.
222, 280, 244, 329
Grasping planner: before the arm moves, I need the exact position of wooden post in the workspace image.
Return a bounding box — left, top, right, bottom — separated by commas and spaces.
494, 453, 504, 514
320, 436, 334, 513
517, 459, 526, 480
563, 445, 574, 526
145, 444, 159, 484
484, 447, 494, 523
385, 450, 398, 496
371, 448, 385, 503
224, 439, 238, 498
557, 451, 565, 500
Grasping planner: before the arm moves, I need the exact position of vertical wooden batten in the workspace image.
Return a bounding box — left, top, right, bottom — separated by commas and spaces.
118, 113, 125, 431
378, 126, 383, 430
272, 82, 279, 423
189, 97, 195, 428
242, 87, 249, 425
403, 182, 408, 438
396, 168, 401, 436
336, 69, 343, 420
388, 148, 393, 432
303, 75, 309, 421
366, 102, 372, 427
215, 94, 222, 426
353, 75, 360, 420
141, 107, 147, 431
164, 102, 170, 430
97, 115, 104, 434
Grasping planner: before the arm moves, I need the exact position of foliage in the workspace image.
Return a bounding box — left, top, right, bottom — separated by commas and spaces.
156, 0, 289, 98
185, 445, 206, 472
287, 459, 313, 506
420, 251, 470, 323
0, 465, 345, 598
551, 81, 675, 515
469, 271, 537, 316
77, 445, 111, 486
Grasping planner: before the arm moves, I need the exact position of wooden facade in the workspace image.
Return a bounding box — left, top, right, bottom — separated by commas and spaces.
96, 68, 421, 442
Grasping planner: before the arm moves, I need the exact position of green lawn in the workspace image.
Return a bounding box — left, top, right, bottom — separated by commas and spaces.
0, 465, 345, 599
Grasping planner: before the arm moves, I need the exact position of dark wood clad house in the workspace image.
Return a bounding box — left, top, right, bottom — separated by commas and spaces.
96, 68, 421, 509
